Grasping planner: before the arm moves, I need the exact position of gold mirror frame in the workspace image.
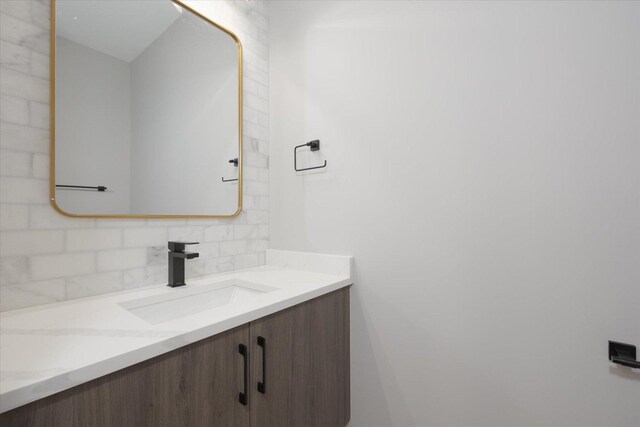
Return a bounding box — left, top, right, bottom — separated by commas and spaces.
49, 0, 243, 219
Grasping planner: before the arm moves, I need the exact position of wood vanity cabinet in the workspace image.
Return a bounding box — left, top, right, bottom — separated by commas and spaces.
250, 287, 350, 427
0, 325, 251, 427
0, 287, 350, 427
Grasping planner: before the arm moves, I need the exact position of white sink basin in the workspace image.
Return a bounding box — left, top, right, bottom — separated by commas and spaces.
119, 279, 277, 325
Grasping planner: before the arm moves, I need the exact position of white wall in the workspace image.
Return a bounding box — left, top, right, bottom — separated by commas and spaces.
130, 13, 239, 215
269, 1, 640, 426
0, 0, 269, 312
55, 36, 131, 214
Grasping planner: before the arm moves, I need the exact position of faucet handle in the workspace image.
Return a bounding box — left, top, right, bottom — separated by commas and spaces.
168, 241, 199, 252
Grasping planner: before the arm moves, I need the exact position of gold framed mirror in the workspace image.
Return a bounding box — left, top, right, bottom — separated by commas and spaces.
50, 0, 243, 218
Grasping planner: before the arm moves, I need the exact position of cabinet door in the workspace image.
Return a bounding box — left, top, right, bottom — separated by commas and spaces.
0, 324, 250, 427
250, 288, 350, 427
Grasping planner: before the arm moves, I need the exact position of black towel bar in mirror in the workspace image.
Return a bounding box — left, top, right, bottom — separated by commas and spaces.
294, 140, 327, 172
56, 184, 107, 192
222, 157, 239, 182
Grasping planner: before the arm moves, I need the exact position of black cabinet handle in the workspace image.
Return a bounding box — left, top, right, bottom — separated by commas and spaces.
257, 336, 266, 393
609, 341, 640, 369
239, 344, 248, 405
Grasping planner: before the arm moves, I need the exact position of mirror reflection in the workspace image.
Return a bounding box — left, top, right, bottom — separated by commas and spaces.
54, 0, 242, 217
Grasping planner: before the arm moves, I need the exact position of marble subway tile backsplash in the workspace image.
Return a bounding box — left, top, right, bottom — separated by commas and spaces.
0, 0, 270, 311
30, 252, 96, 280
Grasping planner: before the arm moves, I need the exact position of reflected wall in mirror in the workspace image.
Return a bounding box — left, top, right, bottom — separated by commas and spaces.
52, 0, 243, 217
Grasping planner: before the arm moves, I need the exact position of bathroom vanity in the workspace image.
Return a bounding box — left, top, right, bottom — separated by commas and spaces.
0, 250, 352, 427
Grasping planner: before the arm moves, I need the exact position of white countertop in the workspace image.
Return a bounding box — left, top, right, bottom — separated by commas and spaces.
0, 249, 353, 413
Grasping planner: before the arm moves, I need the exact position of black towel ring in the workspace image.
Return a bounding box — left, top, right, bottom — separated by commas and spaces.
294, 140, 327, 172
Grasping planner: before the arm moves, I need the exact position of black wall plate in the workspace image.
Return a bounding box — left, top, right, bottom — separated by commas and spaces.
608, 340, 639, 368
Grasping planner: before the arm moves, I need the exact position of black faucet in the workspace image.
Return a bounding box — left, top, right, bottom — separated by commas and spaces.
167, 241, 199, 287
